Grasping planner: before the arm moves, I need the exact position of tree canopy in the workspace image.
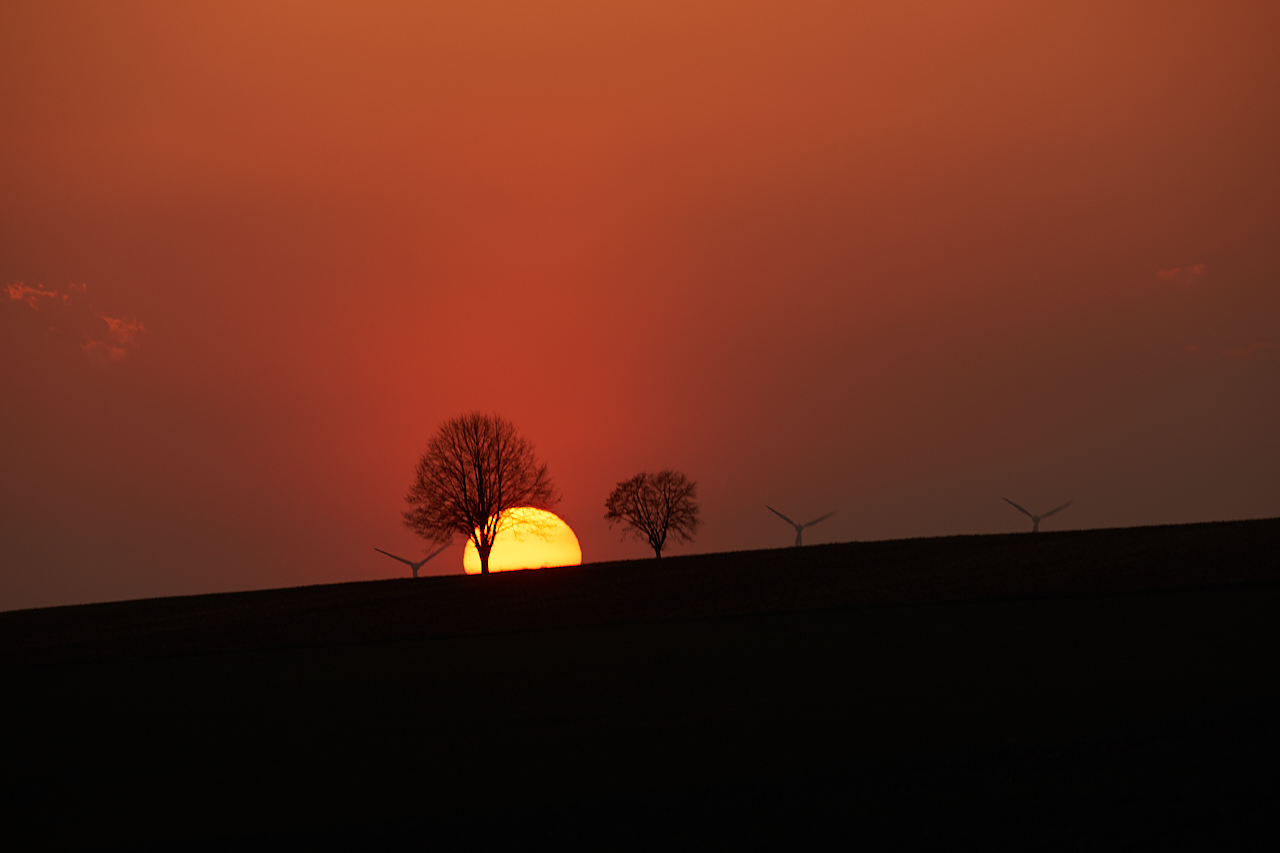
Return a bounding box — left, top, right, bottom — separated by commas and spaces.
403, 412, 558, 574
604, 470, 700, 559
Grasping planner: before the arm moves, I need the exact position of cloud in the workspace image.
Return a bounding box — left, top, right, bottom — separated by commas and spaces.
7, 281, 148, 362
6, 282, 66, 308
80, 339, 130, 361
101, 315, 146, 347
1156, 263, 1206, 289
1223, 342, 1276, 360
82, 314, 146, 360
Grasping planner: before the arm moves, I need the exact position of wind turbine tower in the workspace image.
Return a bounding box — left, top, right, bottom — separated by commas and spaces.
766, 506, 835, 547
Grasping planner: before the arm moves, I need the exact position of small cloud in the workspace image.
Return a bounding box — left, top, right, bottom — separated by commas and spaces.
6, 282, 63, 309
1223, 342, 1276, 360
101, 315, 146, 347
1156, 263, 1206, 289
80, 339, 129, 361
7, 281, 147, 362
82, 314, 146, 360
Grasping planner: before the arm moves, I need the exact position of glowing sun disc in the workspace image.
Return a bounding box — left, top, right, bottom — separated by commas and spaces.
462, 507, 582, 574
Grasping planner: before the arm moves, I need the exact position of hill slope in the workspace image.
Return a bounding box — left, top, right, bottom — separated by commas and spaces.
4, 518, 1277, 663
5, 519, 1279, 849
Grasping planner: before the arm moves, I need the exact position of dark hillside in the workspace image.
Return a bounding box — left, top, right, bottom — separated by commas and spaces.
5, 519, 1279, 849
3, 517, 1277, 665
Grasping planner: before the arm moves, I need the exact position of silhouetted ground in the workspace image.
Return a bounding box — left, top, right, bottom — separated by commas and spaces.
4, 519, 1279, 849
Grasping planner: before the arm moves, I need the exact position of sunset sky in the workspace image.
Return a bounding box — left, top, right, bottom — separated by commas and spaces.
3, 1, 1278, 611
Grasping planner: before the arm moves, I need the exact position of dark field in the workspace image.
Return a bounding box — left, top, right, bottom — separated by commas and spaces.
5, 519, 1279, 849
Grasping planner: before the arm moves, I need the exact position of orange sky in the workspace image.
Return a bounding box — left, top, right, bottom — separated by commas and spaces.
3, 1, 1278, 610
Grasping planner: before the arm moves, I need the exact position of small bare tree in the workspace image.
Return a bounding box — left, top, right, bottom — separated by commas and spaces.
604, 470, 700, 559
403, 412, 558, 575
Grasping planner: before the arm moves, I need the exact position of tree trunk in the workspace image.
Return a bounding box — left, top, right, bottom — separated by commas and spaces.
479, 543, 492, 575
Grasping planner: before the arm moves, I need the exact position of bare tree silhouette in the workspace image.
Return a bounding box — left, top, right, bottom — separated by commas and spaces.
374, 543, 449, 578
605, 470, 700, 558
1002, 498, 1072, 533
403, 413, 558, 575
766, 506, 835, 547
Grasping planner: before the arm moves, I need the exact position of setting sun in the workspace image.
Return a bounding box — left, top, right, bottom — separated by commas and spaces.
462, 508, 582, 574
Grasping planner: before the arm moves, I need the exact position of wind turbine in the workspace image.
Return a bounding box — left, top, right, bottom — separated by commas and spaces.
766, 506, 835, 547
374, 543, 449, 578
1002, 498, 1072, 533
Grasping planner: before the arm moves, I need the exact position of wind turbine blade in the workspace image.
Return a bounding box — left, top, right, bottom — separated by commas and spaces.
1041, 501, 1072, 518
802, 511, 835, 528
766, 506, 797, 526
1002, 498, 1033, 518
374, 548, 413, 566
422, 542, 450, 563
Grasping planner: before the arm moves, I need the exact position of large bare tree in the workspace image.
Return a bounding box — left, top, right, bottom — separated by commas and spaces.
604, 470, 700, 559
403, 412, 558, 575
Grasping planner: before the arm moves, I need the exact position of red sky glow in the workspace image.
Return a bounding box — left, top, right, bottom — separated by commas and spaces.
3, 0, 1278, 610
